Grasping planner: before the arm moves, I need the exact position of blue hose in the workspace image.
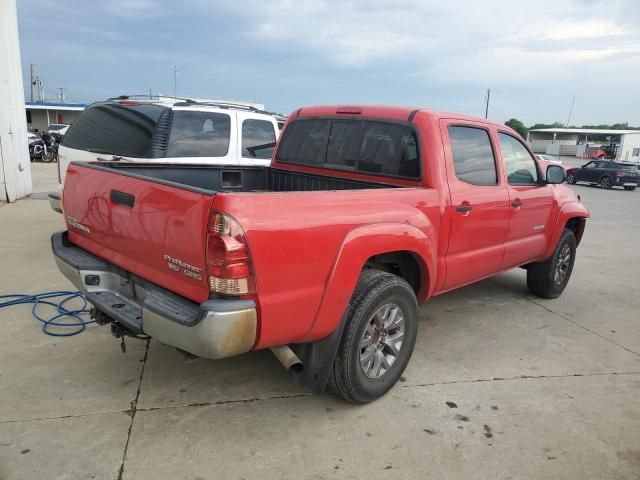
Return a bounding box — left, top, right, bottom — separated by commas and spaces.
0, 291, 94, 336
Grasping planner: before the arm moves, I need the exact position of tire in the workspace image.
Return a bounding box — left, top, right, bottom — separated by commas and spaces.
41, 149, 54, 163
328, 270, 418, 403
527, 229, 577, 299
624, 186, 636, 191
599, 175, 612, 189
566, 172, 576, 184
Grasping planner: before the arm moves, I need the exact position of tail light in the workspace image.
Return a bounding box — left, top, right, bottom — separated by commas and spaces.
615, 171, 622, 177
206, 211, 256, 295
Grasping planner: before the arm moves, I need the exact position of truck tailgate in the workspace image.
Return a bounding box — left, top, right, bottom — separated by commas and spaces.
62, 163, 213, 303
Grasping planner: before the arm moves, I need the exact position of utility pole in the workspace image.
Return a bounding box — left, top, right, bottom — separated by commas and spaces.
30, 64, 35, 102
148, 86, 152, 98
484, 88, 491, 119
57, 87, 66, 103
37, 76, 44, 102
173, 65, 178, 97
566, 96, 575, 128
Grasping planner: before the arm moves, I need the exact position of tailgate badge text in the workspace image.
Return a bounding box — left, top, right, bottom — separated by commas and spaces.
67, 216, 91, 234
164, 254, 203, 281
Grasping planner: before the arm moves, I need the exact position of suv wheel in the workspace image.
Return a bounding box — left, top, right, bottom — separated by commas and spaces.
329, 270, 418, 403
599, 175, 612, 189
527, 229, 576, 299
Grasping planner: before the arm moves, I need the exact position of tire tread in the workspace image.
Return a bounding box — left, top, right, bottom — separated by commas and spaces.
330, 270, 416, 403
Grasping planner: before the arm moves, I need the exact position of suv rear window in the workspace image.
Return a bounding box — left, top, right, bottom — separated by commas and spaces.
276, 119, 420, 179
62, 102, 164, 157
167, 111, 231, 157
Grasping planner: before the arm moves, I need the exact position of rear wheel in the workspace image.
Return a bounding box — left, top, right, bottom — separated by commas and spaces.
527, 229, 576, 299
566, 172, 576, 184
599, 175, 612, 189
329, 270, 418, 403
624, 186, 636, 191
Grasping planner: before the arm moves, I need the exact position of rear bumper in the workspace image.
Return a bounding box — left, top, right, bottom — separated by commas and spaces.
615, 178, 640, 186
48, 192, 62, 213
51, 231, 257, 359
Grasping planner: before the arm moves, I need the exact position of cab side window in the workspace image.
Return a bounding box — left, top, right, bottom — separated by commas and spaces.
449, 126, 497, 185
498, 133, 539, 185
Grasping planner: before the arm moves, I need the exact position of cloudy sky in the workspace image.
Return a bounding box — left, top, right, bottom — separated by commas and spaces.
17, 0, 640, 126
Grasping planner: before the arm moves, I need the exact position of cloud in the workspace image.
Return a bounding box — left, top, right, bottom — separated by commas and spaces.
16, 0, 640, 125
103, 0, 160, 18
216, 0, 640, 81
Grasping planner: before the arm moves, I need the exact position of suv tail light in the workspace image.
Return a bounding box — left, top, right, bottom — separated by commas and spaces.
206, 211, 256, 295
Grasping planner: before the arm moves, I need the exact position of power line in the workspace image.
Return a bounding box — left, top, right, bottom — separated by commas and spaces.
489, 104, 509, 119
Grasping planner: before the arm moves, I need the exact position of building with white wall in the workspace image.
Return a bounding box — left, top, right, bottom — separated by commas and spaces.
619, 132, 640, 162
1, 0, 32, 202
26, 102, 86, 132
528, 128, 640, 162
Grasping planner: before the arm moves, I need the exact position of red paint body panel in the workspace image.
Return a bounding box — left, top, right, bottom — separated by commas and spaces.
61, 105, 590, 352
63, 164, 213, 303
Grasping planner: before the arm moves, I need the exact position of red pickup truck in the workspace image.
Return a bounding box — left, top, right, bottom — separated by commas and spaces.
52, 105, 589, 402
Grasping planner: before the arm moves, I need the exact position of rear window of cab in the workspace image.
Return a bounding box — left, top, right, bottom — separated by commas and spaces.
276, 118, 421, 179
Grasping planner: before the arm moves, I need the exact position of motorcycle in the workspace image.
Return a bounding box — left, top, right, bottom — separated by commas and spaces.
29, 131, 58, 162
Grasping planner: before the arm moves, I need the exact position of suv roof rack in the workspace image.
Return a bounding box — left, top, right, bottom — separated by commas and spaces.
109, 95, 259, 110
107, 95, 287, 122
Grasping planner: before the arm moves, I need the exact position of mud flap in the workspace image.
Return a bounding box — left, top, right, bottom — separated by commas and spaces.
289, 307, 349, 394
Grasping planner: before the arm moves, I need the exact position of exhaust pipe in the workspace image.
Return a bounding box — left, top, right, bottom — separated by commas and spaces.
271, 345, 304, 374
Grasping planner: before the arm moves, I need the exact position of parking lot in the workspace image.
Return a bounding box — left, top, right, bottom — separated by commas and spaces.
1, 162, 639, 480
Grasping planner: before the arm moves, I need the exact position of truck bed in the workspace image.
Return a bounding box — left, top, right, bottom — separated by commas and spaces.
85, 162, 399, 194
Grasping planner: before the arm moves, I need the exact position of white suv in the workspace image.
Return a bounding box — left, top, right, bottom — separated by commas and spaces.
51, 96, 282, 212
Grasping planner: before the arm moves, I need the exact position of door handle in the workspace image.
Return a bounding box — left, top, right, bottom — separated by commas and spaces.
511, 199, 523, 208
110, 190, 135, 208
456, 204, 474, 213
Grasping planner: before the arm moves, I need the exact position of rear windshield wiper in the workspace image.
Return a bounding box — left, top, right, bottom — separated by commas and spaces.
86, 148, 115, 154
246, 142, 276, 157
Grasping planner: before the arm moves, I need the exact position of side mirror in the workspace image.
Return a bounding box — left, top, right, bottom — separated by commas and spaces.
546, 165, 565, 184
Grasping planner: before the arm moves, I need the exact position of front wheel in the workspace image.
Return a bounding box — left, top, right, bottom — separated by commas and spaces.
527, 229, 576, 299
329, 270, 418, 403
566, 172, 576, 184
624, 186, 637, 191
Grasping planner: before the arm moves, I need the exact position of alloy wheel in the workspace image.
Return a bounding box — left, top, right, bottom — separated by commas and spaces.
554, 243, 571, 285
359, 303, 405, 379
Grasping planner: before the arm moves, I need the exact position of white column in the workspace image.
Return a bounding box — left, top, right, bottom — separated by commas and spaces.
0, 0, 32, 202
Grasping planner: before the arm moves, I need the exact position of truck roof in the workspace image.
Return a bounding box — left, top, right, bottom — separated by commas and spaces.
295, 105, 507, 128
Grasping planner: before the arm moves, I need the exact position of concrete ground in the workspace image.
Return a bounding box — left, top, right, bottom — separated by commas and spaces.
1, 162, 639, 480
